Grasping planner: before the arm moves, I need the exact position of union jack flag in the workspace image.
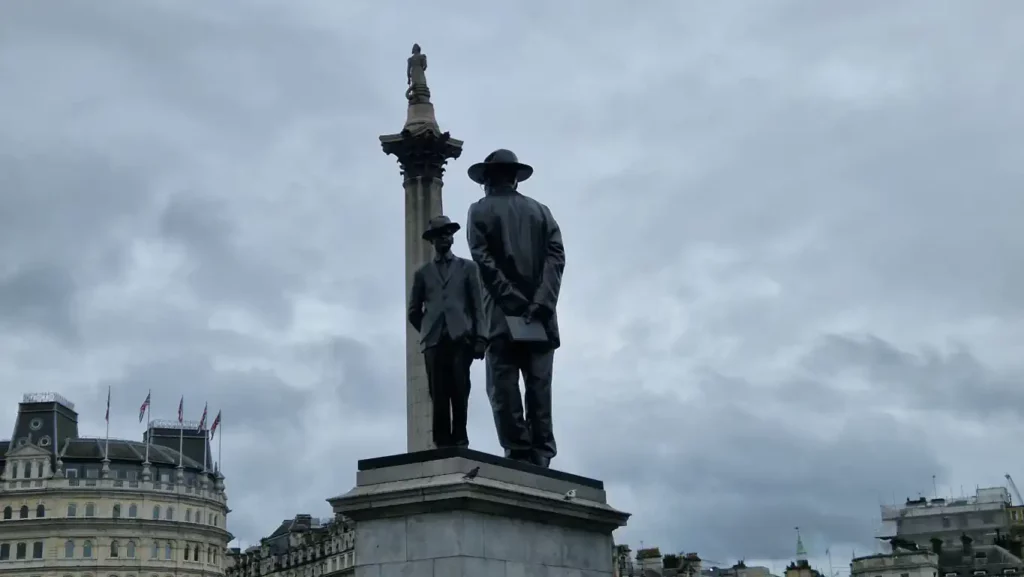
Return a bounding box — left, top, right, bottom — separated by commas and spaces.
138, 392, 150, 423
210, 411, 222, 439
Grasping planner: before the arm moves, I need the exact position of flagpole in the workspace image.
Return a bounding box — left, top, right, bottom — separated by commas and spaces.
104, 385, 111, 460
203, 429, 209, 472
144, 389, 152, 463
218, 412, 223, 474
178, 397, 184, 468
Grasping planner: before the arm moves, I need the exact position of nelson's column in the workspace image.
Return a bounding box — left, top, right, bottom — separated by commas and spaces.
380, 43, 463, 452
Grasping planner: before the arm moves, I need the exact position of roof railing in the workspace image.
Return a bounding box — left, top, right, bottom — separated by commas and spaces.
22, 392, 76, 411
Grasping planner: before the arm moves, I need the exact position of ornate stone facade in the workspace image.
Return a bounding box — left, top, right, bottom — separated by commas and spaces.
225, 514, 355, 577
0, 393, 232, 577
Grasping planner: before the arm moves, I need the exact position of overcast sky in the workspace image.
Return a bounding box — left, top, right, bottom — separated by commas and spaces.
2, 0, 1023, 568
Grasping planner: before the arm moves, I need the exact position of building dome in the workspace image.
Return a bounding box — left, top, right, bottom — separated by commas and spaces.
0, 393, 232, 577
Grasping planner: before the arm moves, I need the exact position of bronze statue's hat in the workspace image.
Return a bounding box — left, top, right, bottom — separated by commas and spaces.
467, 149, 534, 185
423, 215, 461, 240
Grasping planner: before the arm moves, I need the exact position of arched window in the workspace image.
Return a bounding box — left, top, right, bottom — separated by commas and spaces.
36, 462, 43, 478
110, 540, 119, 557
183, 544, 190, 561
112, 504, 121, 518
193, 546, 199, 561
152, 505, 161, 519
85, 503, 95, 517
64, 540, 75, 558
2, 506, 10, 519
150, 542, 159, 559
185, 508, 191, 522
207, 546, 212, 563
127, 540, 136, 559
67, 503, 77, 517
165, 506, 174, 520
164, 542, 172, 560
128, 503, 137, 517
19, 505, 28, 518
8, 463, 17, 478
83, 540, 93, 558
35, 504, 44, 517
213, 548, 218, 564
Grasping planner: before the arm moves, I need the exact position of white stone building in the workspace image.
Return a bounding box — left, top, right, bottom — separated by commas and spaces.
851, 550, 939, 577
225, 514, 355, 577
0, 393, 232, 577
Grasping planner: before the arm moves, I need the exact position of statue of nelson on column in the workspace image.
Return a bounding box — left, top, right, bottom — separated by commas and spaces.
465, 149, 566, 468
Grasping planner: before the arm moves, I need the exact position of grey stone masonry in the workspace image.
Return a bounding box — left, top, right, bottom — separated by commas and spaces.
328, 449, 630, 577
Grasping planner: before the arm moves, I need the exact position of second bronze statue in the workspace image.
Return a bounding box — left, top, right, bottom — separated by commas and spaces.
407, 215, 488, 449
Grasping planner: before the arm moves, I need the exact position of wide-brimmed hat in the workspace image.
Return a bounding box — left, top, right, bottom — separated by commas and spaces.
467, 149, 534, 185
422, 215, 461, 240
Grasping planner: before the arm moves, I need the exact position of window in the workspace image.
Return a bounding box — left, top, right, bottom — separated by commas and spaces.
0, 543, 9, 560
35, 504, 44, 518
185, 509, 191, 522
85, 468, 99, 479
184, 544, 190, 561
64, 540, 74, 558
2, 506, 11, 519
152, 505, 161, 519
65, 468, 78, 478
32, 541, 42, 559
193, 546, 199, 561
36, 462, 43, 478
67, 503, 77, 517
207, 547, 212, 563
113, 504, 121, 518
150, 542, 159, 559
901, 574, 910, 577
83, 540, 93, 558
982, 512, 996, 524
943, 517, 952, 528
127, 541, 136, 559
9, 463, 17, 479
166, 506, 174, 520
16, 542, 26, 559
22, 463, 30, 479
110, 540, 119, 557
19, 505, 28, 519
85, 503, 95, 517
128, 504, 137, 517
29, 418, 43, 430
164, 543, 172, 560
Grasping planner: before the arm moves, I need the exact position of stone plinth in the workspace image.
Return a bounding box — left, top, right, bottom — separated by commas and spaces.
328, 448, 630, 577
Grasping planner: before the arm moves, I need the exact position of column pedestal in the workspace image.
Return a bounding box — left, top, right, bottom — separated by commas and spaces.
328, 448, 630, 577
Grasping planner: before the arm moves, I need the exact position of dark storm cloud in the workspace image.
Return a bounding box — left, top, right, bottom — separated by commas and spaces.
1, 0, 1022, 561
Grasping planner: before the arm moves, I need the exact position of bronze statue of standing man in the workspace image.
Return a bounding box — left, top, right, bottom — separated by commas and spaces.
466, 149, 565, 468
408, 216, 488, 448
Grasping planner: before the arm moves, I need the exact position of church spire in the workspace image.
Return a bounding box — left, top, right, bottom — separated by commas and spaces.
796, 526, 808, 561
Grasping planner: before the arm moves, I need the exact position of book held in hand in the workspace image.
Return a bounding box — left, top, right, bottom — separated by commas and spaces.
506, 315, 549, 343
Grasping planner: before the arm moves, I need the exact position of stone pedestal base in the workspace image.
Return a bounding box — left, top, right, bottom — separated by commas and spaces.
328, 447, 630, 577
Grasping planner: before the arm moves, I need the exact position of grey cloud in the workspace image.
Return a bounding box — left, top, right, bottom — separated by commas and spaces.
0, 263, 79, 343
96, 354, 313, 432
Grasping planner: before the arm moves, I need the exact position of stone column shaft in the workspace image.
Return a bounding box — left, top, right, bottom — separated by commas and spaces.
403, 176, 444, 452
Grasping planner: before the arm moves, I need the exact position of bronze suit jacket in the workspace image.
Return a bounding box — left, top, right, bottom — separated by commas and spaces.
466, 186, 565, 349
407, 254, 486, 352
